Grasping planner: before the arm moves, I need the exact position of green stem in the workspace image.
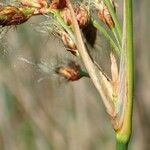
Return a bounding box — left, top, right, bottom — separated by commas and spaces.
116, 0, 134, 149
91, 18, 120, 56
116, 140, 128, 150
52, 11, 75, 42
112, 27, 122, 51
103, 0, 122, 42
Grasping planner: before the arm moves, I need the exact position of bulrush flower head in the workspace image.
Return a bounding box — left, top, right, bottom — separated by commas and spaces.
50, 0, 67, 10
60, 5, 89, 28
60, 8, 72, 26
21, 0, 48, 8
95, 0, 116, 28
21, 0, 48, 14
55, 61, 82, 81
0, 6, 32, 26
58, 29, 79, 56
75, 6, 89, 28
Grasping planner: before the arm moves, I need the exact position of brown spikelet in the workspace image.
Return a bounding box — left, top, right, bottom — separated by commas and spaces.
58, 29, 79, 56
55, 61, 81, 81
75, 6, 89, 28
98, 7, 114, 28
60, 6, 89, 28
60, 8, 72, 26
21, 0, 48, 8
97, 1, 116, 28
50, 0, 67, 10
0, 6, 32, 26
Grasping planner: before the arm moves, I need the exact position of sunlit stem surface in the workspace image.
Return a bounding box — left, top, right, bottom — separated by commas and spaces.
116, 0, 134, 149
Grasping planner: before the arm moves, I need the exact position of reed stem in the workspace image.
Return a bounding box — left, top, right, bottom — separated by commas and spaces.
116, 0, 134, 149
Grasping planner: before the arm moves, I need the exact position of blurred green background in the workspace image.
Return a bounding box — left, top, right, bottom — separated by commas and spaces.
0, 0, 149, 149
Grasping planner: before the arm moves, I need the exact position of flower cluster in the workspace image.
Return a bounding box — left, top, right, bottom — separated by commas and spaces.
57, 29, 79, 56
94, 0, 116, 28
50, 0, 67, 9
0, 0, 49, 26
21, 0, 49, 14
0, 0, 118, 82
55, 61, 89, 81
0, 6, 33, 26
49, 0, 89, 57
60, 5, 89, 29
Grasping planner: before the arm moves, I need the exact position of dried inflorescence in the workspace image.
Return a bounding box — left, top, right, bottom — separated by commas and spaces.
50, 0, 67, 9
21, 0, 49, 15
75, 6, 89, 28
95, 0, 116, 28
56, 29, 79, 56
60, 5, 89, 28
50, 0, 89, 29
0, 6, 33, 26
0, 0, 50, 26
21, 0, 48, 8
55, 61, 88, 81
48, 1, 89, 56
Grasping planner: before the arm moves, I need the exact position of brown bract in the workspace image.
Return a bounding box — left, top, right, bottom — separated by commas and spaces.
110, 53, 119, 98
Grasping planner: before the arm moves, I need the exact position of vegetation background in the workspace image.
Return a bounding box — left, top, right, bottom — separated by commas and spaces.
0, 0, 149, 149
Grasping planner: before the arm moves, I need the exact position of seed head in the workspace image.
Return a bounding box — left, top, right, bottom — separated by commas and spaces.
21, 0, 48, 8
55, 61, 89, 81
60, 8, 72, 26
21, 0, 49, 15
50, 0, 67, 10
0, 6, 32, 26
60, 6, 89, 28
75, 6, 89, 28
98, 4, 114, 28
58, 29, 79, 56
94, 0, 116, 28
55, 61, 81, 81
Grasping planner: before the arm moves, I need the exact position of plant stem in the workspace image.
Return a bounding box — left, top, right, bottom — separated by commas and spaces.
111, 27, 122, 52
91, 18, 120, 56
52, 11, 75, 42
116, 140, 128, 150
103, 0, 122, 42
66, 0, 116, 116
116, 0, 134, 149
